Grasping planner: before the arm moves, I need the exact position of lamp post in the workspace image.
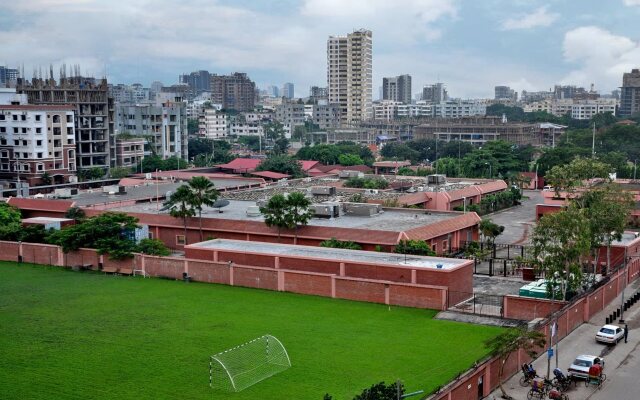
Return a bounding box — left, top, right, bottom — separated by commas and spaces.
13, 160, 23, 198
156, 169, 161, 210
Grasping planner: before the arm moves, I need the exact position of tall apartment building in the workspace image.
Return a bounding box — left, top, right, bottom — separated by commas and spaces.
0, 104, 76, 185
211, 73, 256, 112
327, 29, 373, 126
620, 68, 640, 117
422, 83, 448, 103
115, 102, 187, 160
494, 86, 517, 101
198, 108, 229, 139
282, 83, 295, 99
382, 75, 411, 104
17, 76, 115, 170
0, 66, 19, 88
180, 70, 211, 96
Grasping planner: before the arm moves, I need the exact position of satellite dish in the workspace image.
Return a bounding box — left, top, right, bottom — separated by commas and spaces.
212, 199, 230, 209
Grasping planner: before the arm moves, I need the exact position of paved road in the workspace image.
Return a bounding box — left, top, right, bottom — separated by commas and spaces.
487, 190, 542, 245
488, 280, 640, 400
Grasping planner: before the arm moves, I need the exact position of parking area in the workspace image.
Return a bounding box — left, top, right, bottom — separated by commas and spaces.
487, 190, 542, 245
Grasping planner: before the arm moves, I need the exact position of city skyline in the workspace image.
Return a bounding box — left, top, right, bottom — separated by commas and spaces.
2, 1, 640, 98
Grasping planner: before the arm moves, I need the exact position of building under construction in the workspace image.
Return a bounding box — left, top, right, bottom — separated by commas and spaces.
17, 67, 115, 171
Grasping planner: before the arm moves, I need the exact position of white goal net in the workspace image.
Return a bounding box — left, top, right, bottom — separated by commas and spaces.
209, 334, 291, 392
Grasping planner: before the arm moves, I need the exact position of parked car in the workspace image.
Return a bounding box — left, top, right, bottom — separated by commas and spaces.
596, 324, 625, 344
568, 355, 605, 379
543, 185, 554, 191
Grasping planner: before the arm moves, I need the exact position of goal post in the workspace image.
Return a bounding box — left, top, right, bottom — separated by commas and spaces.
209, 334, 291, 392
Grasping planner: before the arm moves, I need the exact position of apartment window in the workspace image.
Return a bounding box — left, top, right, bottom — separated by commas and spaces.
12, 115, 17, 121
13, 128, 18, 134
176, 235, 186, 245
0, 150, 8, 158
35, 115, 41, 122
52, 115, 60, 123
0, 139, 5, 145
22, 140, 27, 146
0, 127, 4, 133
21, 114, 26, 121
36, 128, 41, 134
37, 163, 44, 172
0, 115, 4, 120
66, 115, 72, 123
148, 232, 154, 239
22, 128, 27, 133
1, 163, 7, 170
13, 140, 19, 146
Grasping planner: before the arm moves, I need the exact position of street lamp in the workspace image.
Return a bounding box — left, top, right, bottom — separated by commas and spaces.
12, 160, 23, 198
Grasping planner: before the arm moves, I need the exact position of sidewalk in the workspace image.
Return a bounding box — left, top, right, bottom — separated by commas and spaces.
487, 279, 640, 400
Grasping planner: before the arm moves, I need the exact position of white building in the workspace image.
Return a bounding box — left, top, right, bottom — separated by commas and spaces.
230, 122, 263, 137
524, 99, 617, 120
0, 104, 76, 185
432, 100, 486, 118
199, 108, 229, 139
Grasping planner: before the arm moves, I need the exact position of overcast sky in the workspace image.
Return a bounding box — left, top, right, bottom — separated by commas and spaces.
2, 0, 640, 98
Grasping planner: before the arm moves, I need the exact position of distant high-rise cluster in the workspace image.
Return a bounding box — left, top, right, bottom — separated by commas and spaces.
620, 68, 640, 117
382, 74, 411, 104
0, 66, 19, 88
327, 29, 372, 126
211, 73, 256, 112
180, 70, 211, 96
494, 86, 517, 102
422, 83, 448, 103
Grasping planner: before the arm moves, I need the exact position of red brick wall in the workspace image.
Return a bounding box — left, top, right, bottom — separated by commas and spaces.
503, 296, 565, 320
21, 243, 59, 265
344, 263, 412, 283
102, 256, 135, 272
188, 260, 230, 284
216, 252, 276, 268
233, 266, 278, 290
334, 278, 386, 304
144, 256, 185, 279
283, 271, 332, 297
0, 241, 20, 262
64, 248, 100, 270
279, 257, 340, 274
388, 284, 445, 309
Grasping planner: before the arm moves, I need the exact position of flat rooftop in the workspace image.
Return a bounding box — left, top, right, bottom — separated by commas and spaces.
614, 232, 640, 246
189, 239, 465, 270
111, 199, 462, 232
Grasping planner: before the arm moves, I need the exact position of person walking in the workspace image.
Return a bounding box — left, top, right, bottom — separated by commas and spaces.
625, 323, 629, 343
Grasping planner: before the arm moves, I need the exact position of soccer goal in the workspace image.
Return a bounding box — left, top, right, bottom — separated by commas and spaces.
209, 334, 291, 392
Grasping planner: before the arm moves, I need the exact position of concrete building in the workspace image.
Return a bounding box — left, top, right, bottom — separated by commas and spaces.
275, 103, 305, 127
422, 83, 448, 103
198, 109, 229, 139
180, 70, 211, 96
0, 104, 76, 185
0, 66, 19, 87
521, 90, 554, 103
494, 86, 517, 101
18, 76, 115, 170
0, 88, 27, 105
115, 102, 187, 161
432, 100, 486, 118
267, 85, 280, 98
282, 83, 294, 99
115, 137, 144, 168
327, 29, 373, 126
309, 86, 328, 103
211, 73, 256, 112
620, 68, 640, 117
373, 101, 431, 121
230, 122, 264, 137
311, 104, 341, 129
524, 99, 617, 119
414, 116, 541, 146
383, 74, 411, 104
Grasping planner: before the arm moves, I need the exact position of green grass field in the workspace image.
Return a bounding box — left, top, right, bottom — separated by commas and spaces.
0, 262, 502, 399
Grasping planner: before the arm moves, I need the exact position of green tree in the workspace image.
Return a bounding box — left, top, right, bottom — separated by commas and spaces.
293, 125, 306, 142
320, 238, 362, 250
484, 327, 546, 400
380, 142, 420, 163
40, 172, 52, 186
479, 219, 505, 246
393, 240, 435, 256
187, 176, 220, 241
136, 238, 171, 256
264, 121, 286, 141
259, 194, 292, 241
187, 118, 199, 135
0, 203, 23, 241
338, 153, 364, 166
272, 136, 290, 155
531, 205, 591, 300
162, 185, 196, 246
109, 166, 132, 179
256, 155, 304, 178
64, 207, 86, 222
286, 191, 313, 242
545, 157, 612, 201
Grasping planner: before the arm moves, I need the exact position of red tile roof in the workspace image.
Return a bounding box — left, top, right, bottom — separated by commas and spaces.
397, 192, 428, 206
446, 186, 482, 201
250, 171, 291, 180
477, 180, 508, 194
403, 212, 480, 241
7, 197, 75, 212
299, 160, 320, 171
216, 158, 262, 173
373, 161, 411, 168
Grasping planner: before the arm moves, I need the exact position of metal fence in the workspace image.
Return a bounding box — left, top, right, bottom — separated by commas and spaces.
447, 291, 504, 317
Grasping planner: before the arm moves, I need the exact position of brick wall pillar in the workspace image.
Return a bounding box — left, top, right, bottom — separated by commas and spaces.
411, 269, 417, 284
275, 257, 280, 269
483, 363, 491, 397
184, 259, 189, 274
213, 251, 218, 262
18, 241, 23, 261
57, 246, 64, 266
331, 275, 336, 298
141, 254, 146, 274
339, 263, 345, 276
277, 270, 284, 291
384, 284, 390, 305
229, 264, 234, 286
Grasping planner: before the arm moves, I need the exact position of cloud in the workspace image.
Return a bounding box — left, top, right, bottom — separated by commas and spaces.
623, 0, 640, 6
561, 26, 640, 90
501, 6, 559, 30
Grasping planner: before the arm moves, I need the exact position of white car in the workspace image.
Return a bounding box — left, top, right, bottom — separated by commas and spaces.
596, 324, 625, 344
568, 355, 605, 379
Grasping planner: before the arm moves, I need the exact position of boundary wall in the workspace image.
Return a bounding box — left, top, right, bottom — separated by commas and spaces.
0, 241, 449, 310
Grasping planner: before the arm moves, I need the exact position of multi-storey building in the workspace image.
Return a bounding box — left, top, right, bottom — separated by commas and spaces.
18, 76, 115, 170
0, 66, 19, 88
115, 101, 187, 160
180, 70, 211, 96
327, 29, 372, 126
230, 122, 264, 137
521, 90, 554, 103
422, 83, 448, 103
414, 117, 541, 146
282, 83, 294, 99
432, 100, 486, 118
275, 103, 305, 127
524, 99, 617, 119
382, 75, 411, 104
373, 100, 432, 121
115, 137, 144, 168
311, 104, 341, 129
494, 86, 517, 101
211, 73, 256, 112
620, 68, 640, 117
199, 108, 229, 139
0, 104, 76, 185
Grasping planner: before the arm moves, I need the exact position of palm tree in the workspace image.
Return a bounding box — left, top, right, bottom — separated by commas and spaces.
484, 327, 546, 399
259, 194, 292, 242
162, 185, 196, 246
187, 176, 219, 241
285, 191, 313, 244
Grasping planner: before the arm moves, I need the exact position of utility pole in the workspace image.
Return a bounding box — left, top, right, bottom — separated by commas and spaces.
591, 122, 596, 158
